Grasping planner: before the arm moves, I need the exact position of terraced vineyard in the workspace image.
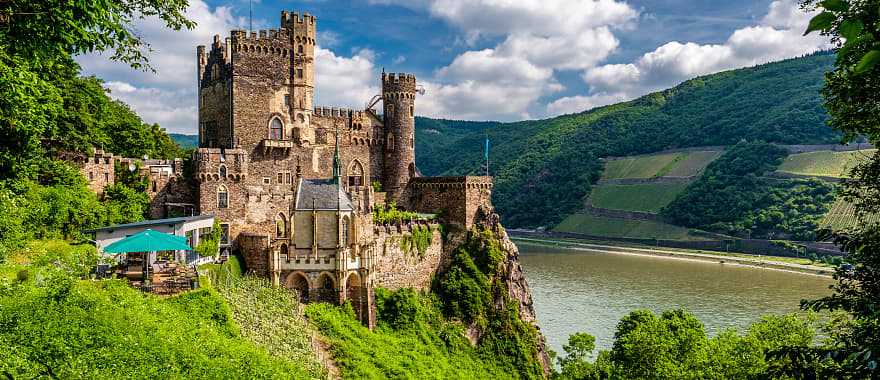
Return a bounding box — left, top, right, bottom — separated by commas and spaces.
590, 182, 689, 213
777, 149, 875, 178
820, 198, 880, 229
554, 214, 708, 241
602, 150, 723, 180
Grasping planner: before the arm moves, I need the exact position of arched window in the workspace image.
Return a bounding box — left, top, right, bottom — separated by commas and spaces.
348, 160, 364, 187
218, 164, 227, 179
217, 185, 229, 209
269, 117, 284, 140
276, 213, 287, 238
297, 113, 305, 123
297, 45, 304, 54
341, 216, 349, 246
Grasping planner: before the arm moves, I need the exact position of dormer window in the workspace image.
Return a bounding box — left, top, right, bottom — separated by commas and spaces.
269, 117, 284, 140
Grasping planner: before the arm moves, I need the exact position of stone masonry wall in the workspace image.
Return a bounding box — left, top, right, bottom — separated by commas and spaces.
370, 223, 443, 291
402, 176, 493, 229
238, 233, 270, 276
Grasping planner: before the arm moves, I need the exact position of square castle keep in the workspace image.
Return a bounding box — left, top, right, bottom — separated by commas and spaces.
187, 11, 495, 325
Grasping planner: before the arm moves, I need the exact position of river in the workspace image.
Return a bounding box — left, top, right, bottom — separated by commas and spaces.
516, 240, 835, 355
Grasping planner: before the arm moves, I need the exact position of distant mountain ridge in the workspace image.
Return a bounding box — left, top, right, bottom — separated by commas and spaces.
416, 51, 838, 228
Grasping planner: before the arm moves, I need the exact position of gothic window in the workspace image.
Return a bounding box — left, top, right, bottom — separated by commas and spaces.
219, 223, 230, 245
280, 243, 289, 261
269, 117, 284, 140
348, 160, 364, 187
217, 185, 229, 209
218, 164, 227, 179
276, 213, 287, 238
341, 216, 349, 246
387, 133, 394, 150
297, 113, 305, 123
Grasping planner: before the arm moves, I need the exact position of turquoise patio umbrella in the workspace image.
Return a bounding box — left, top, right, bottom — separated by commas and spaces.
103, 229, 192, 254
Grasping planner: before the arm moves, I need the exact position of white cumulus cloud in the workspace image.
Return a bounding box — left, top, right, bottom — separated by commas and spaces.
556, 0, 832, 116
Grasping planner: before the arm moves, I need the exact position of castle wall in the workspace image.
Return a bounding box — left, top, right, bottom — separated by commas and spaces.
147, 174, 195, 219
371, 223, 444, 291
402, 176, 494, 229
197, 38, 233, 148
238, 233, 271, 276
79, 152, 115, 196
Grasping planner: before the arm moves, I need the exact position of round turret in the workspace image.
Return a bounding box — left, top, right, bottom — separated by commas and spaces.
381, 72, 417, 199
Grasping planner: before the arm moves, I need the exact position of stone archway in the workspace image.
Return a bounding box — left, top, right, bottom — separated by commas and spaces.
346, 271, 366, 322
315, 272, 337, 303
285, 271, 310, 303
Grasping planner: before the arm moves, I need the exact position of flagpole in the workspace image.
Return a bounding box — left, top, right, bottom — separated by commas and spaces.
485, 132, 490, 177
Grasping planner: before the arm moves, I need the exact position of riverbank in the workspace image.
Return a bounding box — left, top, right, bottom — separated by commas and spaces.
511, 236, 834, 277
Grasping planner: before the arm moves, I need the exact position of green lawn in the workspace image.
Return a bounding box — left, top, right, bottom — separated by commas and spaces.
554, 214, 706, 241
602, 150, 722, 180
590, 182, 689, 213
777, 149, 875, 178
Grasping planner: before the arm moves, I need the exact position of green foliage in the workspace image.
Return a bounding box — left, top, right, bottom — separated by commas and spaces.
195, 219, 222, 259
373, 201, 421, 224
417, 53, 838, 228
0, 241, 321, 379
399, 225, 434, 257
556, 310, 816, 379
371, 180, 383, 193
375, 287, 424, 330
201, 252, 244, 289
662, 141, 836, 240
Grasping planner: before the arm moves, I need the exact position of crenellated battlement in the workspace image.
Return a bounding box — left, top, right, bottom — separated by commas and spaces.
382, 72, 417, 93
408, 176, 494, 189
312, 106, 367, 119
281, 11, 316, 26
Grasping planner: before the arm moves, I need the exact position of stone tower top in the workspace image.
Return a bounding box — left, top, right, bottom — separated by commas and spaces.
382, 73, 417, 94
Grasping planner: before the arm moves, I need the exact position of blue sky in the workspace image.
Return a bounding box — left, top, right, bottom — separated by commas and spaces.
79, 0, 829, 134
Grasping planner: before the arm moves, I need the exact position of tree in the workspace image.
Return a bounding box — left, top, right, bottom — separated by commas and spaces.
798, 0, 880, 376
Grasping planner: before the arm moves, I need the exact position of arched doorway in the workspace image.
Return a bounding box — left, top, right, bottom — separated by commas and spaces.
346, 272, 365, 322
286, 272, 310, 303
316, 272, 336, 303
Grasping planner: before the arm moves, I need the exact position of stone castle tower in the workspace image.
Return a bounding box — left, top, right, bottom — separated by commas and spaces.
381, 72, 417, 199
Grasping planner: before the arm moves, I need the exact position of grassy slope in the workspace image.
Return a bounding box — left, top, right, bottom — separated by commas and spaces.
416, 52, 837, 228
0, 241, 324, 379
590, 182, 690, 213
602, 153, 686, 179
666, 151, 724, 177
777, 149, 875, 178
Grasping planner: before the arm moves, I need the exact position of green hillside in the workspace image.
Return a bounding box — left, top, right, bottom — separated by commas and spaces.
170, 133, 199, 150
777, 149, 875, 178
416, 52, 837, 228
591, 182, 689, 213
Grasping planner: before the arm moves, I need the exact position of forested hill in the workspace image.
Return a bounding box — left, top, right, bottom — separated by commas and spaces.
415, 51, 838, 228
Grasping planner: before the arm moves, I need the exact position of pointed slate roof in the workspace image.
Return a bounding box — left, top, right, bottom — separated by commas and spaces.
294, 178, 354, 211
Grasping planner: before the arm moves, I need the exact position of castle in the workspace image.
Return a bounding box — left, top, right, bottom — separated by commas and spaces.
69, 11, 494, 326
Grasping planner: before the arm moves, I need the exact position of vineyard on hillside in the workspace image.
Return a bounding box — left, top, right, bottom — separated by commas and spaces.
777, 149, 875, 178
590, 182, 689, 213
820, 198, 880, 230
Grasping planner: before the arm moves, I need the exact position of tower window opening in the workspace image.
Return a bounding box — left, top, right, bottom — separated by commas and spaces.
218, 185, 229, 209
297, 69, 303, 79
284, 95, 290, 106
276, 213, 288, 238
269, 117, 284, 140
298, 45, 304, 54
387, 133, 394, 150
410, 105, 414, 117
348, 161, 364, 187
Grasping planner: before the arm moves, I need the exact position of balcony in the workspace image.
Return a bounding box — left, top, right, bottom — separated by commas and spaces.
261, 139, 295, 154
